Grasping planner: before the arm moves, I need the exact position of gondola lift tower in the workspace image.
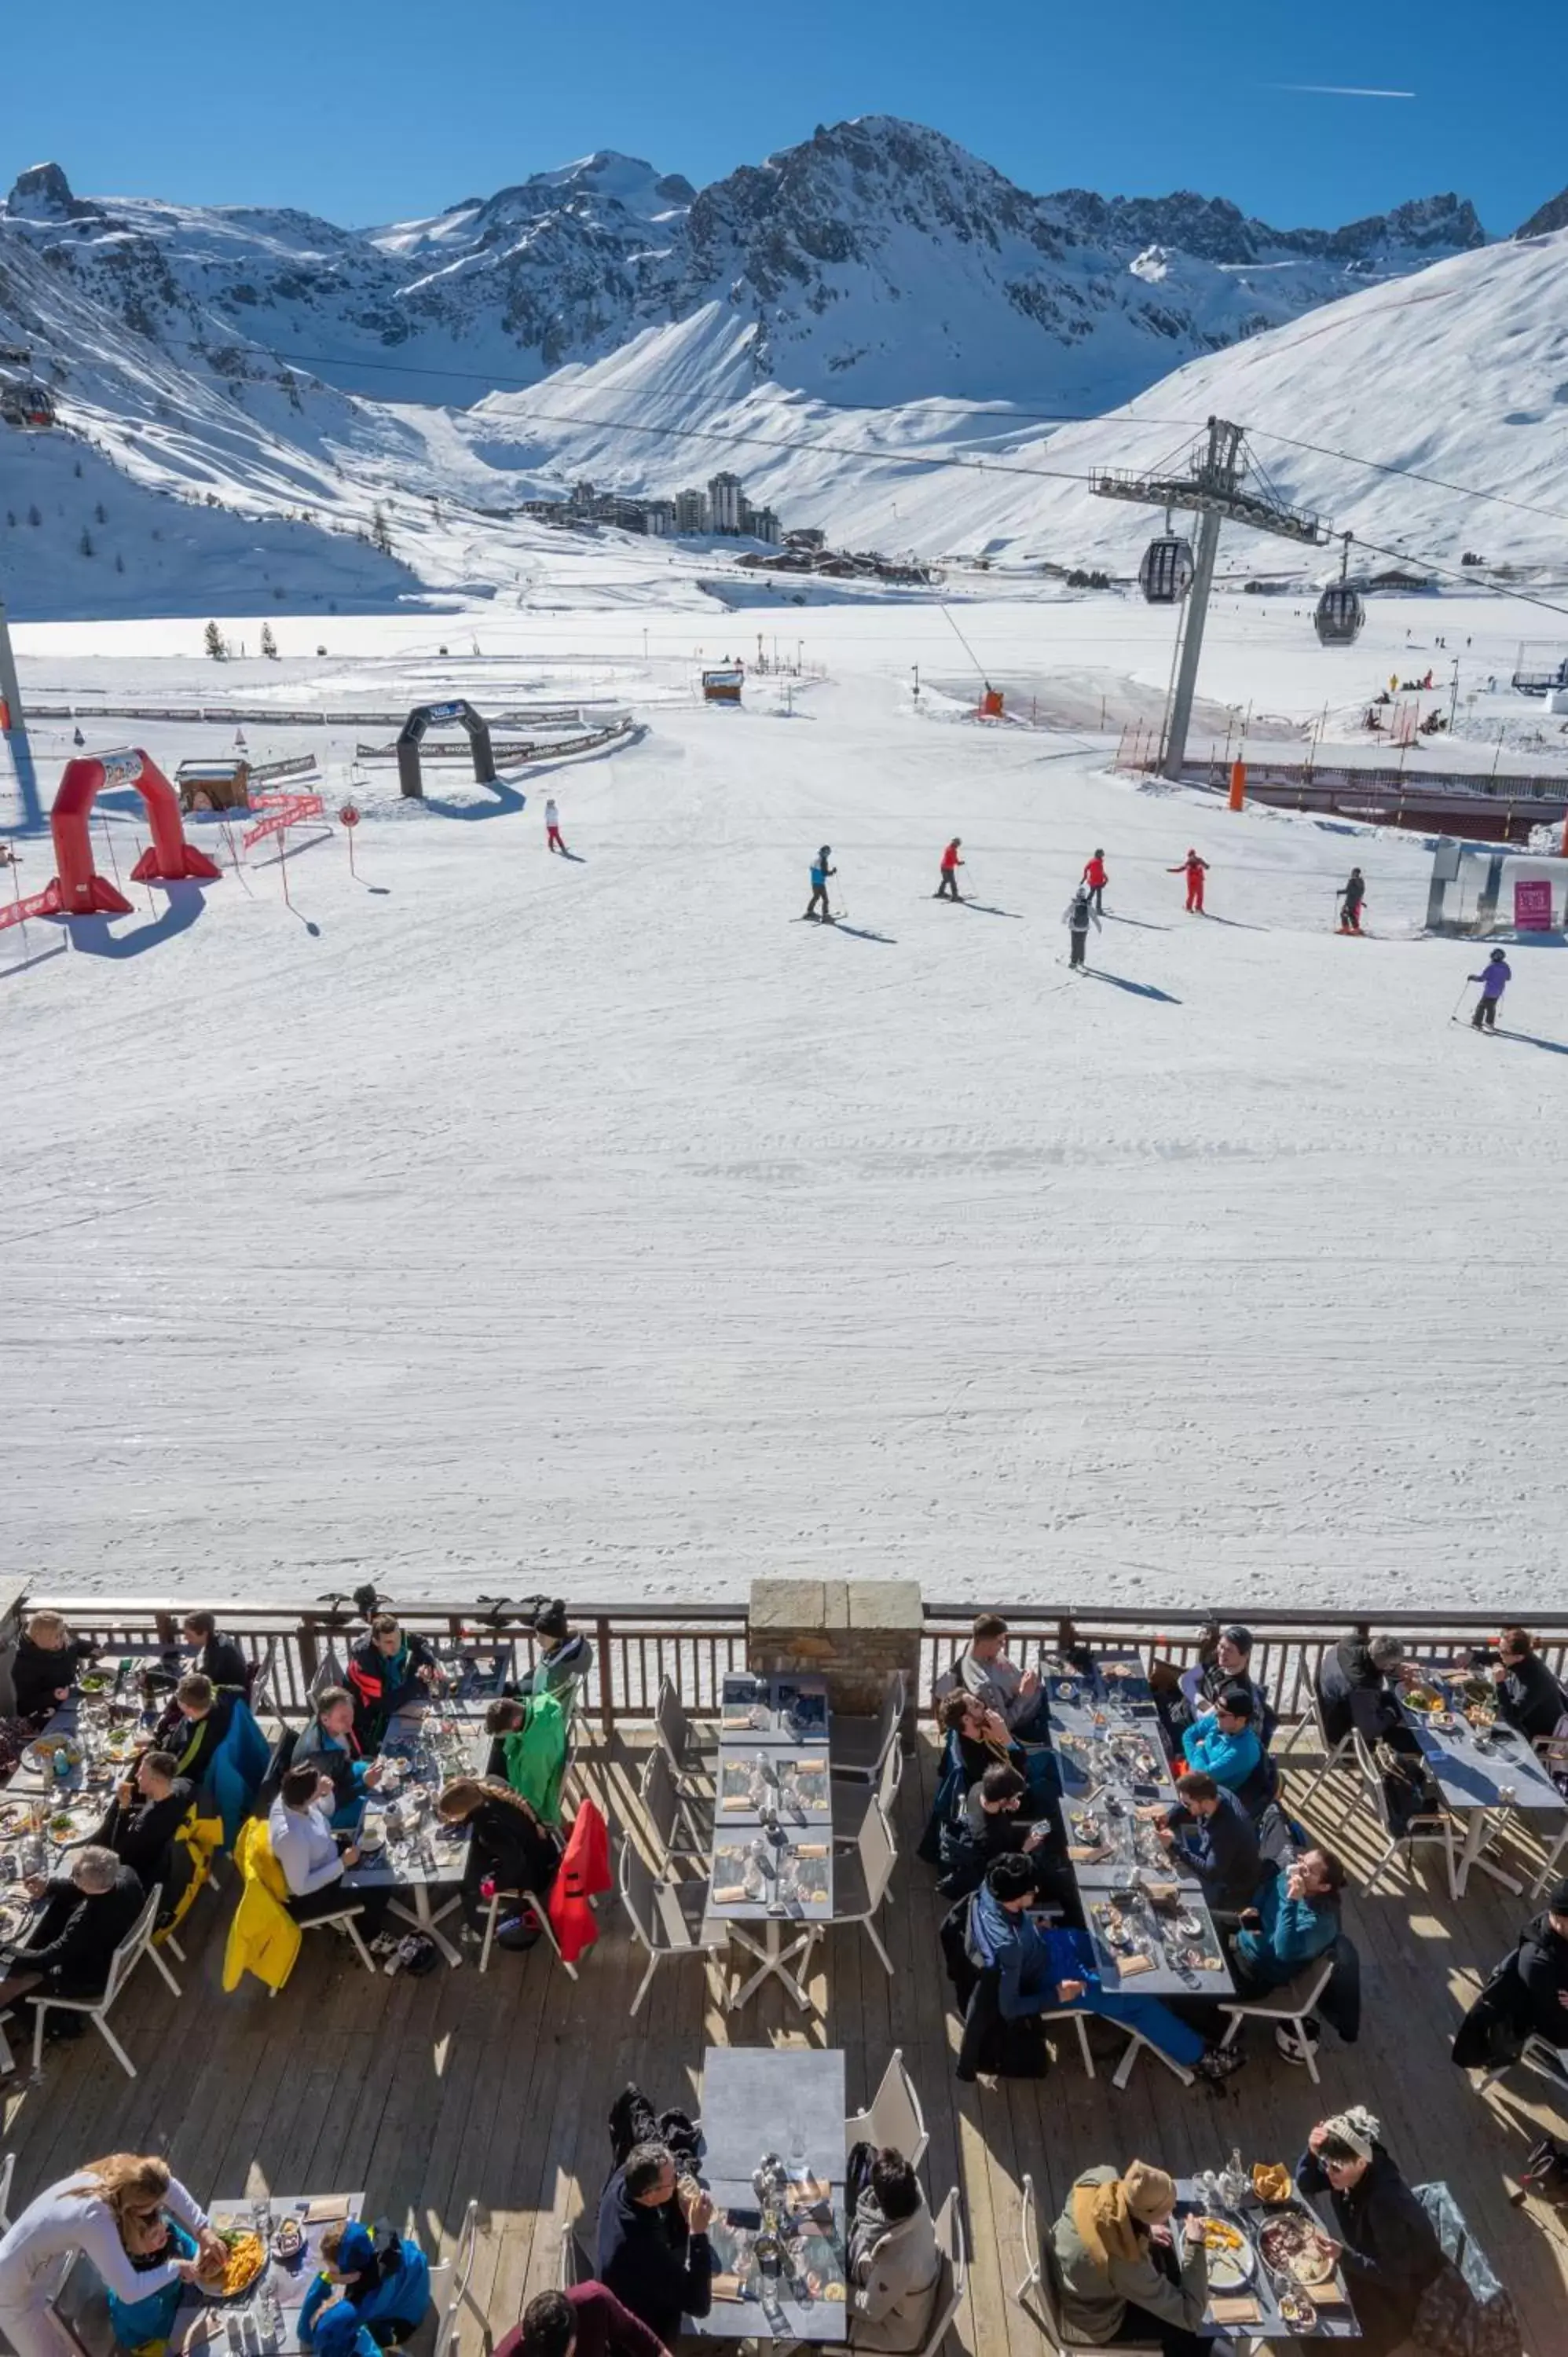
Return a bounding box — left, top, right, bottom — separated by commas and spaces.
1092, 416, 1329, 781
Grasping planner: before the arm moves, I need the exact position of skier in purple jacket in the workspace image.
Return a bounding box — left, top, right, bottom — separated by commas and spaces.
1467, 949, 1512, 1031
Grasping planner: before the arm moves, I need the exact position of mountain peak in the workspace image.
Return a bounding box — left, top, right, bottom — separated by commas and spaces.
6, 161, 105, 222
1516, 185, 1568, 240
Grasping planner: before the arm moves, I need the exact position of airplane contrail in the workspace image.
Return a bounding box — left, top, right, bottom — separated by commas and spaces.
1270, 82, 1417, 97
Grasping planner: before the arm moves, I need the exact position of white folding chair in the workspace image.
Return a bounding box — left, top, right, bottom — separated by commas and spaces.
478, 1882, 577, 1979
832, 1671, 906, 1784
833, 1735, 903, 1850
618, 1835, 724, 2016
1037, 2006, 1097, 2079
247, 1634, 280, 1716
885, 2187, 964, 2357
1352, 1730, 1460, 1901
639, 1743, 709, 1864
830, 1800, 899, 1976
1218, 1951, 1338, 2086
1110, 2027, 1193, 2091
846, 2047, 929, 2168
27, 1886, 180, 2078
427, 2197, 479, 2357
654, 1677, 715, 1795
0, 2150, 14, 2234
1013, 2176, 1160, 2354
1291, 1686, 1357, 1805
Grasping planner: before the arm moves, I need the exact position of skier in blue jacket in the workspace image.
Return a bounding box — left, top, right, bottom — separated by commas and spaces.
804, 846, 837, 923
1468, 949, 1511, 1031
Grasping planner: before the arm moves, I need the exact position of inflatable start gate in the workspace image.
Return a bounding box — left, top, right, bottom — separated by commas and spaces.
46, 750, 222, 915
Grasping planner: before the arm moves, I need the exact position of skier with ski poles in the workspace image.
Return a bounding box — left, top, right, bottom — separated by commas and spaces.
544, 796, 566, 854
1082, 849, 1108, 913
936, 838, 964, 900
1169, 849, 1209, 913
1339, 867, 1366, 935
1467, 948, 1512, 1031
804, 845, 837, 923
1063, 882, 1101, 969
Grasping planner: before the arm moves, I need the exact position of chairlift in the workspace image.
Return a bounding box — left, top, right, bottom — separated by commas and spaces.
1314, 532, 1365, 645
1138, 516, 1194, 605
0, 379, 57, 431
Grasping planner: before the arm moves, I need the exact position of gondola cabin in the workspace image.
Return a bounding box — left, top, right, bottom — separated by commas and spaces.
1314, 581, 1365, 646
1138, 534, 1194, 604
0, 379, 57, 430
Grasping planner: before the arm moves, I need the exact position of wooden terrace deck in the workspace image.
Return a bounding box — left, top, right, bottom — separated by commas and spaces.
2, 1732, 1564, 2355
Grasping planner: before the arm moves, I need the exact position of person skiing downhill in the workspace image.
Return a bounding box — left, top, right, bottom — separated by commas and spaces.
936, 838, 964, 900
1064, 882, 1101, 968
1170, 848, 1209, 913
544, 797, 566, 854
1339, 867, 1367, 934
1082, 849, 1108, 913
1468, 948, 1512, 1030
804, 845, 837, 923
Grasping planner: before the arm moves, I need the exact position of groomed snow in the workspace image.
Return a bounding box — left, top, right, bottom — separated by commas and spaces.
4, 592, 1566, 1614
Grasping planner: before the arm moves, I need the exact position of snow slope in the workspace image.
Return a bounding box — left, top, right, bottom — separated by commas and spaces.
5, 592, 1566, 1611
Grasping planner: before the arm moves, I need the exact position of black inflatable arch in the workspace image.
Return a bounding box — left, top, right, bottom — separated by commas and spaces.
395, 699, 496, 800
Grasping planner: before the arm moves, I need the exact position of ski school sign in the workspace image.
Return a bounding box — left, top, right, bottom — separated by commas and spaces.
242, 791, 324, 849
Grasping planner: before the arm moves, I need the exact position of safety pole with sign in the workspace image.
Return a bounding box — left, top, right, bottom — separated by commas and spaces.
339, 801, 361, 878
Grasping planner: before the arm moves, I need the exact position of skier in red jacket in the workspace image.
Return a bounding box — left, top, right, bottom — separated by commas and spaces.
1170, 848, 1209, 913
936, 838, 964, 901
1082, 849, 1108, 913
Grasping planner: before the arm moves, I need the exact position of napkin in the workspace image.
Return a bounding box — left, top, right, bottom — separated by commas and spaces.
304, 2199, 350, 2223
1210, 2297, 1261, 2326
720, 1798, 753, 1810
722, 1711, 755, 1730
795, 1843, 829, 1859
1067, 1845, 1113, 1864
712, 1885, 748, 1904
709, 2277, 745, 2302
1306, 2282, 1348, 2305
1115, 1954, 1154, 1977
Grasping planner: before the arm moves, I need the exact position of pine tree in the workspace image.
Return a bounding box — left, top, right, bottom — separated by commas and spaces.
94, 501, 107, 525
260, 622, 278, 658
370, 503, 394, 558
79, 528, 93, 557
4, 511, 13, 528
114, 553, 124, 573
27, 504, 40, 526
203, 621, 228, 661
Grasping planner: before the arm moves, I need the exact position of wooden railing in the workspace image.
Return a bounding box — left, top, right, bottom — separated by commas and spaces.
24, 1596, 1568, 1736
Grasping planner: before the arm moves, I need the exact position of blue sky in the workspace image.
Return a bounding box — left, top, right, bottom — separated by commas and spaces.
4, 0, 1560, 233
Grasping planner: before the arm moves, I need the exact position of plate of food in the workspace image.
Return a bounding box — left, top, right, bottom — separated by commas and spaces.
76, 1672, 110, 1695
1259, 2214, 1339, 2287
1277, 2287, 1317, 2331
26, 1736, 82, 1771
46, 1805, 96, 1846
270, 2219, 305, 2264
1251, 2161, 1293, 2206
1404, 1685, 1442, 1714
1193, 2219, 1253, 2290
196, 2229, 268, 2303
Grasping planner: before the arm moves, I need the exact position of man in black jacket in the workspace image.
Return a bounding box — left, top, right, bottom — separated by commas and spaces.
0, 1846, 145, 2003
1515, 1883, 1568, 2044
152, 1673, 235, 1791
596, 2144, 713, 2345
92, 1750, 193, 1891
1317, 1633, 1412, 1747
1489, 1629, 1567, 1745
181, 1611, 251, 1697
346, 1615, 439, 1754
1146, 1770, 1264, 1911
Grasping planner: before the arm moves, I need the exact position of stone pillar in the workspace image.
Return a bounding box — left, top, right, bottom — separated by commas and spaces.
749, 1578, 923, 1723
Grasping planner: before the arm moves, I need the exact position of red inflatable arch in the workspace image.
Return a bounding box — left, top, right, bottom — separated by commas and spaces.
48, 749, 222, 915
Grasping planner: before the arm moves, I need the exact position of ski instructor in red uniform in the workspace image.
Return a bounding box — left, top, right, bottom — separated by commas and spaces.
936, 838, 964, 900
1171, 848, 1209, 913
1082, 849, 1108, 912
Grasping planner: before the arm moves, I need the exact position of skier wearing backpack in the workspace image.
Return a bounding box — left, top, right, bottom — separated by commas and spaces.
1082, 849, 1108, 913
936, 838, 964, 900
1339, 868, 1366, 934
1169, 849, 1209, 913
1064, 884, 1100, 969
1468, 948, 1512, 1031
804, 846, 837, 923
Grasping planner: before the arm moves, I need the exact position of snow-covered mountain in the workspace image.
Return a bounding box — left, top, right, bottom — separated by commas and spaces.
1, 123, 1486, 412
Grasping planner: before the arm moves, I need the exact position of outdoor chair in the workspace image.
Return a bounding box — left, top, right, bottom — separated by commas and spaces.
827, 1799, 898, 1976
831, 1670, 905, 1783
1109, 2027, 1193, 2091
27, 1886, 180, 2078
640, 1743, 709, 1866
1351, 1729, 1461, 1901
883, 2187, 965, 2357
845, 2046, 929, 2169
477, 1882, 577, 1979
427, 2197, 480, 2357
291, 1898, 378, 1982
654, 1676, 717, 1797
618, 1832, 724, 2016
833, 1737, 902, 1851
308, 1651, 347, 1702
1285, 1683, 1357, 1806
247, 1633, 280, 1717
1013, 2176, 1160, 2355
1217, 1951, 1338, 2086
0, 2150, 13, 2234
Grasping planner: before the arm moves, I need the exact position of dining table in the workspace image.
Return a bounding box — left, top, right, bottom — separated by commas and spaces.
1173, 2172, 1362, 2342
339, 1701, 485, 1965
692, 2047, 848, 2348
1399, 1674, 1566, 1897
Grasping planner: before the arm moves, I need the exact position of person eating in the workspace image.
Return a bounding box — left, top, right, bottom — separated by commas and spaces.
346, 1614, 440, 1754
947, 1614, 1051, 1740
0, 2154, 224, 2357
1229, 1847, 1344, 1992
295, 1688, 382, 1822
1488, 1628, 1567, 1745
267, 1761, 384, 1932
91, 1749, 193, 1893
436, 1777, 563, 1924
595, 2143, 713, 2346
1317, 1632, 1416, 1747
179, 1610, 251, 1698
299, 2219, 430, 2349
1295, 2108, 1445, 2357
1050, 2161, 1214, 2355
1142, 1770, 1263, 1912
152, 1673, 234, 1792
10, 1611, 97, 1724
0, 1843, 147, 2009
967, 1854, 1243, 2082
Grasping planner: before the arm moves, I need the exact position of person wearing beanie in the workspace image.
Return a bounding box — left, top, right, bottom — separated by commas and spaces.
1295, 2110, 1443, 2357
1049, 2159, 1213, 2351
1467, 947, 1511, 1031
299, 2219, 431, 2349
516, 1602, 591, 1699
